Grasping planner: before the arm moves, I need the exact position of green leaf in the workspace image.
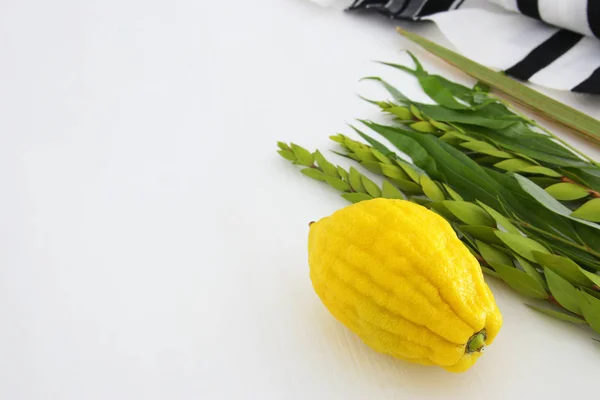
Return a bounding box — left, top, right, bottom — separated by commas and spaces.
439, 131, 473, 144
443, 184, 464, 201
278, 150, 296, 161
529, 177, 557, 188
406, 51, 425, 72
439, 133, 462, 145
572, 199, 600, 222
495, 231, 549, 262
396, 160, 421, 183
385, 54, 476, 104
417, 74, 472, 110
526, 304, 586, 324
411, 121, 437, 133
474, 155, 503, 165
362, 176, 382, 198
580, 269, 600, 288
515, 255, 546, 290
583, 287, 600, 300
482, 266, 500, 278
337, 166, 349, 182
519, 166, 562, 177
406, 50, 425, 73
381, 163, 410, 181
545, 183, 590, 201
493, 263, 548, 299
416, 104, 517, 129
381, 180, 405, 199
329, 135, 344, 144
277, 142, 291, 151
560, 168, 593, 186
544, 268, 581, 314
377, 62, 421, 83
434, 75, 478, 103
412, 197, 433, 207
477, 240, 512, 266
314, 150, 338, 178
430, 120, 452, 131
353, 149, 378, 162
420, 176, 446, 202
324, 176, 351, 192
410, 104, 424, 120
512, 152, 539, 165
392, 178, 423, 194
387, 106, 413, 120
442, 201, 495, 227
477, 201, 520, 234
515, 174, 600, 230
564, 167, 600, 189
460, 141, 512, 158
579, 291, 600, 334
371, 149, 393, 164
341, 137, 363, 153
573, 223, 600, 255
494, 159, 536, 172
543, 242, 600, 273
360, 161, 383, 175
488, 169, 582, 242
429, 201, 457, 221
290, 144, 314, 166
301, 168, 327, 181
533, 252, 590, 287
361, 77, 409, 103
351, 127, 396, 158
363, 122, 438, 175
460, 225, 503, 245
342, 193, 373, 204
348, 167, 365, 193
334, 150, 359, 161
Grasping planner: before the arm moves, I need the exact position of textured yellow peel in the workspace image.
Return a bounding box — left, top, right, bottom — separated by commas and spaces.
308, 198, 502, 372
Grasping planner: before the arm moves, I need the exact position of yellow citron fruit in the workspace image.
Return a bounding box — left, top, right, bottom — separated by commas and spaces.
308, 198, 502, 372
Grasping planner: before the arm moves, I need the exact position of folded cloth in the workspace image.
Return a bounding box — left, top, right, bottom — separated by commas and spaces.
489, 0, 600, 38
348, 0, 465, 19
311, 0, 600, 94
349, 0, 600, 38
427, 9, 600, 94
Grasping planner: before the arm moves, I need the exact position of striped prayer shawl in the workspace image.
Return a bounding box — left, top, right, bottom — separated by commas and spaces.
346, 0, 600, 94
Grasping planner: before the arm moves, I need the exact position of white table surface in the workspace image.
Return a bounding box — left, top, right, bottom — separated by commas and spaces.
2, 1, 600, 399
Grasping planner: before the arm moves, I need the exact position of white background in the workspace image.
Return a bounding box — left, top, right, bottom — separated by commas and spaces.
2, 0, 600, 399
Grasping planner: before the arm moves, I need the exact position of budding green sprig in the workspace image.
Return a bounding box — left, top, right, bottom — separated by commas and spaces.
372, 91, 600, 223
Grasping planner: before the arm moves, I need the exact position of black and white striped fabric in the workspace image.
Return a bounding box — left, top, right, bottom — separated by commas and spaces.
310, 0, 600, 94
348, 0, 466, 19
349, 0, 600, 37
426, 5, 600, 94
491, 0, 600, 38
347, 0, 465, 20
